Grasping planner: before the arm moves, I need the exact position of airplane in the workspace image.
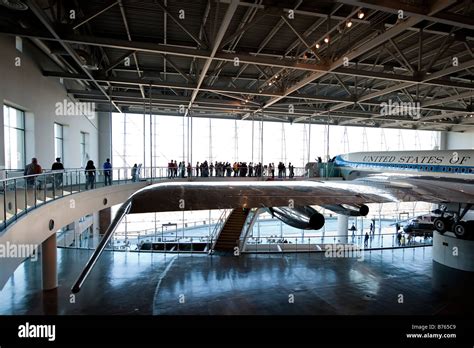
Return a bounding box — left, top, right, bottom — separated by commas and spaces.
72, 149, 474, 293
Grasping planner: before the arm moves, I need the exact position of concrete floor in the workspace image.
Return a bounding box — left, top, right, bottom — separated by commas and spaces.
0, 247, 472, 315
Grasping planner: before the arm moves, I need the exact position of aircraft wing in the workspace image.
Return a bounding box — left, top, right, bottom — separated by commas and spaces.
126, 180, 396, 213
127, 175, 474, 214
354, 174, 474, 205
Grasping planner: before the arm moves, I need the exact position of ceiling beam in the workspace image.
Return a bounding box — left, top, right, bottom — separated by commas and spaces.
72, 1, 118, 30
5, 29, 472, 89
154, 0, 207, 48
422, 90, 474, 107
25, 0, 121, 113
257, 0, 456, 114
185, 0, 239, 115
55, 73, 473, 116
336, 0, 473, 30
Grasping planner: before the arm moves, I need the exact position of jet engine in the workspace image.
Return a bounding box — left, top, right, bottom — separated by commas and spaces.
268, 206, 325, 230
322, 204, 369, 217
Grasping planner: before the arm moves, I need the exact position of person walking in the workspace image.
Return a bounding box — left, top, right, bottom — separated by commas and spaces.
51, 157, 64, 188
24, 158, 43, 188
364, 232, 370, 248
103, 158, 112, 186
397, 231, 402, 246
350, 223, 357, 237
85, 160, 96, 189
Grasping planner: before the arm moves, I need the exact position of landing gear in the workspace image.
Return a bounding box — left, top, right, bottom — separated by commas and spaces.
433, 204, 473, 240
453, 221, 468, 239
433, 217, 450, 234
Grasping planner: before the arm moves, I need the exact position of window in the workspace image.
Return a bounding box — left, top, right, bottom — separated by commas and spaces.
80, 132, 89, 167
54, 123, 64, 161
3, 105, 25, 169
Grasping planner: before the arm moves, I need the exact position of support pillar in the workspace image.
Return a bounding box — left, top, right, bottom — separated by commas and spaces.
439, 131, 447, 151
337, 214, 349, 244
98, 112, 112, 165
99, 207, 112, 236
42, 234, 57, 290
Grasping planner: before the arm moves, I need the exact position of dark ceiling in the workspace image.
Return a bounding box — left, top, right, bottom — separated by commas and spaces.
1, 0, 474, 131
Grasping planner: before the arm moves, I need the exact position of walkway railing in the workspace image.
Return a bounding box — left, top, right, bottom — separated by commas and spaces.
57, 230, 433, 254
0, 165, 309, 232
0, 166, 163, 232
243, 233, 433, 253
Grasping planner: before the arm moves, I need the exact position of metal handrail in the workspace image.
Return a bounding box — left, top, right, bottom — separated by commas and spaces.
243, 232, 433, 253
57, 230, 433, 254
209, 209, 231, 249
113, 217, 228, 237
0, 165, 315, 232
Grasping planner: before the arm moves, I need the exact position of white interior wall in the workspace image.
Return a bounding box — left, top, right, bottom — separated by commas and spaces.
0, 35, 98, 171
445, 132, 474, 150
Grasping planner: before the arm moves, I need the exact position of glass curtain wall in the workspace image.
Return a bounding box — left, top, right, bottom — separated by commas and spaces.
112, 113, 440, 169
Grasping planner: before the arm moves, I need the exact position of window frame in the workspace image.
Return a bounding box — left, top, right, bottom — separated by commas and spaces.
54, 122, 64, 161
3, 104, 26, 170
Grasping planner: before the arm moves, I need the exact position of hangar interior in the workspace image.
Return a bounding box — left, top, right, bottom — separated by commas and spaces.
0, 0, 473, 315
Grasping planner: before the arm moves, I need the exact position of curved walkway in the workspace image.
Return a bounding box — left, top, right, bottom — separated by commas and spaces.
0, 181, 149, 289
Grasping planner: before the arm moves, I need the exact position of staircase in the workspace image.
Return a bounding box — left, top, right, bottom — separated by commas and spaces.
213, 208, 250, 252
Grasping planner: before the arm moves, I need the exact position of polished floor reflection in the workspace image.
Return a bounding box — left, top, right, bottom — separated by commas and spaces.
0, 247, 472, 315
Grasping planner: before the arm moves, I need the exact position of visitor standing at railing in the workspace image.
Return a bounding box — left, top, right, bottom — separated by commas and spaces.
131, 164, 138, 182
187, 162, 192, 177
85, 160, 96, 189
173, 160, 178, 178
24, 157, 42, 188
103, 158, 112, 186
179, 161, 185, 178
167, 161, 172, 179
51, 157, 64, 187
289, 163, 294, 178
209, 162, 214, 177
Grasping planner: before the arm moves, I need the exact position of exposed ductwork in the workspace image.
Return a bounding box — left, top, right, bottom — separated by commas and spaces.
268, 206, 325, 230
323, 204, 369, 217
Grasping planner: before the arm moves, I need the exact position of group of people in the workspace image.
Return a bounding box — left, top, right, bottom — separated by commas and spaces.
396, 229, 413, 246
22, 157, 142, 190
349, 220, 376, 248
84, 159, 141, 189
166, 160, 296, 179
